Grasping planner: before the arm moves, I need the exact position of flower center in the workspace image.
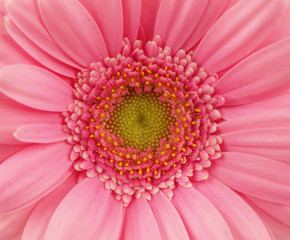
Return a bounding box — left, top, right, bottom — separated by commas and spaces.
107, 91, 175, 152
63, 36, 225, 206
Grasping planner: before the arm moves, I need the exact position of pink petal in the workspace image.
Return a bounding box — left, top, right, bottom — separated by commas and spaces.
0, 0, 6, 15
0, 101, 61, 145
154, 0, 207, 52
0, 142, 73, 213
140, 0, 161, 41
0, 92, 9, 101
0, 65, 73, 111
214, 38, 290, 105
183, 0, 229, 51
22, 174, 78, 240
257, 1, 290, 50
122, 0, 141, 42
148, 192, 190, 240
6, 0, 82, 69
0, 204, 36, 240
38, 0, 108, 67
0, 15, 37, 67
211, 152, 290, 204
247, 196, 290, 227
223, 0, 239, 11
137, 22, 146, 42
79, 0, 123, 57
248, 200, 290, 240
5, 17, 77, 78
171, 186, 233, 240
221, 128, 290, 164
195, 177, 271, 240
44, 177, 123, 240
14, 123, 68, 143
121, 197, 162, 240
194, 0, 286, 73
0, 144, 28, 163
219, 92, 290, 132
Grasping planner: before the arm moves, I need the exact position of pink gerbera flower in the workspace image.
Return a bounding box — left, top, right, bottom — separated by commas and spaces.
1, 0, 290, 239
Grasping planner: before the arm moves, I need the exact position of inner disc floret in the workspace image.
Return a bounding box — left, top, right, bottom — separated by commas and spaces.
107, 91, 175, 152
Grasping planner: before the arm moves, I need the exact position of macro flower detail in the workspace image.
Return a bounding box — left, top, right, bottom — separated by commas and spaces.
63, 36, 224, 205
0, 0, 290, 239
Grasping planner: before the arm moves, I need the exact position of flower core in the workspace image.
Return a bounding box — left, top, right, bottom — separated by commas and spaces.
63, 36, 224, 205
108, 91, 175, 151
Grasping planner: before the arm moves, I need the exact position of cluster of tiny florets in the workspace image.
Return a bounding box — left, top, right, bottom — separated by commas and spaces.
63, 36, 224, 206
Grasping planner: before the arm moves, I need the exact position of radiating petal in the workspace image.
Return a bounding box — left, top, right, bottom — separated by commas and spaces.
0, 142, 73, 213
194, 0, 286, 73
172, 186, 233, 240
79, 0, 123, 57
211, 152, 290, 204
247, 196, 290, 227
121, 197, 162, 240
0, 101, 61, 145
0, 15, 37, 67
0, 0, 6, 15
248, 200, 290, 240
214, 38, 290, 105
257, 1, 290, 50
220, 109, 290, 133
0, 65, 73, 111
122, 0, 141, 42
22, 174, 78, 240
221, 128, 290, 164
6, 0, 81, 69
140, 0, 161, 41
183, 0, 229, 51
223, 0, 239, 11
5, 17, 77, 77
0, 92, 8, 101
154, 0, 207, 52
148, 192, 190, 240
0, 204, 36, 240
38, 0, 107, 67
219, 92, 290, 132
44, 177, 123, 240
0, 144, 28, 163
195, 177, 271, 240
14, 123, 68, 143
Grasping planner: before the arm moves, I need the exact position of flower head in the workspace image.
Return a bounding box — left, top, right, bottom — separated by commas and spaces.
0, 0, 290, 239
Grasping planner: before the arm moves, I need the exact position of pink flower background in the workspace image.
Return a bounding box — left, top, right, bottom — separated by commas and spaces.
0, 0, 290, 239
